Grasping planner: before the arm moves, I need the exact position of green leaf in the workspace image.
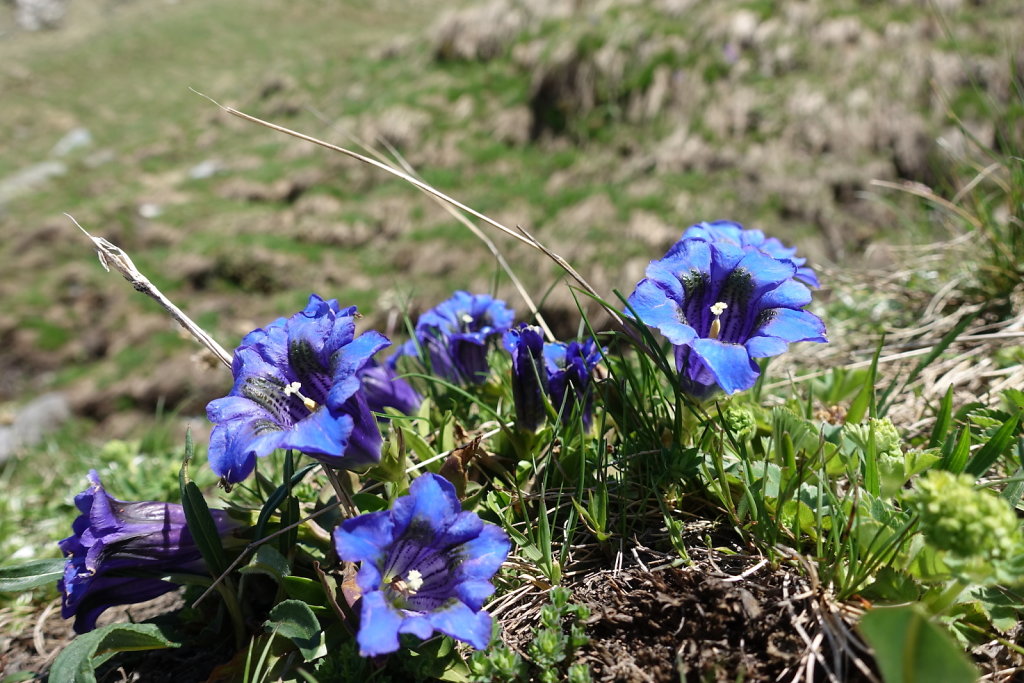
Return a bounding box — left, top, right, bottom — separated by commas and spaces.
847, 337, 883, 424
864, 420, 880, 497
50, 623, 178, 683
0, 558, 65, 592
400, 424, 436, 462
2, 672, 36, 683
939, 427, 971, 474
282, 575, 327, 605
927, 385, 955, 449
253, 462, 319, 541
265, 599, 323, 661
859, 605, 977, 683
1000, 465, 1024, 507
239, 545, 291, 582
965, 411, 1021, 477
179, 430, 229, 578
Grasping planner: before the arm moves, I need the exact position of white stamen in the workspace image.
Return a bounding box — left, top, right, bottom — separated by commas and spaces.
283, 381, 317, 412
406, 569, 424, 593
460, 313, 474, 325
708, 301, 728, 340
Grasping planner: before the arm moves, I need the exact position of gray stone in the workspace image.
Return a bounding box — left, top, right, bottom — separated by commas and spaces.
188, 159, 225, 180
50, 127, 92, 157
0, 393, 71, 463
0, 160, 67, 203
13, 0, 70, 31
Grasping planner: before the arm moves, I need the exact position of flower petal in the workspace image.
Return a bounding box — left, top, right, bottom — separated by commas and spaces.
276, 408, 353, 458
755, 308, 827, 344
625, 279, 697, 346
744, 335, 789, 358
427, 600, 493, 650
335, 510, 395, 566
755, 278, 812, 310
391, 473, 461, 540
690, 339, 760, 394
454, 579, 497, 612
398, 613, 435, 640
357, 591, 404, 656
455, 524, 510, 583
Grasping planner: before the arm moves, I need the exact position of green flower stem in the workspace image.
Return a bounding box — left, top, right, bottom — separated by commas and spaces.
926, 578, 968, 615
214, 576, 247, 651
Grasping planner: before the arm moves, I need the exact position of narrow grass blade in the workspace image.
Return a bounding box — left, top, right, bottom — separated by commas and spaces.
878, 313, 976, 416
965, 411, 1021, 477
864, 420, 880, 497
940, 427, 972, 474
927, 385, 955, 450
847, 337, 883, 424
254, 463, 319, 540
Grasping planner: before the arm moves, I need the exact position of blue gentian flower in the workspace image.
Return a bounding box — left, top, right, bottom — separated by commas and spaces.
544, 338, 603, 428
504, 325, 604, 431
677, 220, 820, 288
207, 294, 390, 484
359, 360, 423, 417
58, 471, 237, 633
395, 291, 515, 385
503, 324, 547, 431
334, 473, 510, 656
627, 236, 827, 400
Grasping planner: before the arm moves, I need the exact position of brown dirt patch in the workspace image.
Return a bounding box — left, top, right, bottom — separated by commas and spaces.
571, 561, 874, 683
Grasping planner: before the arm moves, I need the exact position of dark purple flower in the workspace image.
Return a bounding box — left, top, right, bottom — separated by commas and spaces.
544, 338, 603, 429
503, 324, 547, 432
627, 236, 827, 400
676, 220, 820, 288
58, 471, 236, 633
394, 291, 515, 385
504, 325, 604, 431
207, 294, 390, 484
359, 360, 423, 417
334, 473, 510, 656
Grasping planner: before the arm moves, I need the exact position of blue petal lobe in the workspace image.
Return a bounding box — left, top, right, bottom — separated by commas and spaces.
690, 339, 760, 394
276, 408, 353, 458
756, 308, 827, 343
427, 600, 493, 650
335, 510, 395, 566
357, 591, 404, 656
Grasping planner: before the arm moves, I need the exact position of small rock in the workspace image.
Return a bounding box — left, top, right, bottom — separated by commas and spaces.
0, 393, 71, 463
0, 160, 67, 203
188, 159, 224, 180
138, 203, 163, 219
50, 127, 92, 157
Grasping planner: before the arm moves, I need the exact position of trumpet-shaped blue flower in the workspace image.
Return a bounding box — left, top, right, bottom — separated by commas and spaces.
627, 236, 826, 399
359, 360, 423, 417
58, 471, 237, 633
207, 294, 390, 484
504, 325, 604, 430
677, 220, 820, 288
544, 337, 603, 428
334, 473, 510, 656
503, 324, 547, 431
395, 291, 514, 385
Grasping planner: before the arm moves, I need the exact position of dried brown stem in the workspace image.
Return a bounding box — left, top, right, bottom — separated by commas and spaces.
69, 214, 233, 369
